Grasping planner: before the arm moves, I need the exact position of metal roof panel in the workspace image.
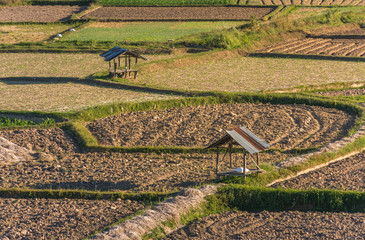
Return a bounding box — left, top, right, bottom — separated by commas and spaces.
240, 126, 270, 149
227, 130, 260, 154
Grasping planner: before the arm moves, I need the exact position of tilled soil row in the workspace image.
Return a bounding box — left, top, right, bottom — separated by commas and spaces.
0, 198, 143, 240
260, 29, 365, 57
273, 152, 365, 191
0, 6, 86, 22
0, 150, 288, 192
82, 6, 274, 20
164, 210, 365, 239
87, 103, 354, 150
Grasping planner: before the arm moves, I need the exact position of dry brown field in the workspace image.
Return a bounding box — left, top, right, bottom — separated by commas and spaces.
0, 6, 85, 22
0, 198, 143, 239
260, 28, 365, 57
273, 152, 365, 191
87, 103, 354, 150
164, 211, 365, 239
0, 127, 290, 192
83, 6, 274, 20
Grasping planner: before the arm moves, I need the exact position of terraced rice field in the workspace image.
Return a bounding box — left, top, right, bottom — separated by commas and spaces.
87, 103, 355, 150
164, 211, 365, 239
273, 152, 365, 191
260, 29, 365, 57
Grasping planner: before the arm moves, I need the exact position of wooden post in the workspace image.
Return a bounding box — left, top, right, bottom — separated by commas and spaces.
128, 55, 131, 77
134, 57, 138, 79
114, 62, 117, 78
118, 57, 120, 69
108, 61, 111, 71
256, 153, 259, 170
229, 143, 232, 168
243, 151, 246, 180
216, 148, 219, 180
124, 55, 127, 78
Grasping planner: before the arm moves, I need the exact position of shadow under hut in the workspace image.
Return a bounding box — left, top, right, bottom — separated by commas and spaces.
101, 46, 148, 79
207, 126, 270, 180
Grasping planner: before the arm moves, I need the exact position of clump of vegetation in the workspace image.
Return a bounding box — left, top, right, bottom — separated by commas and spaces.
0, 116, 55, 127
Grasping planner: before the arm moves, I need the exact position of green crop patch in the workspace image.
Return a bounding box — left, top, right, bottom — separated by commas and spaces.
62, 21, 246, 42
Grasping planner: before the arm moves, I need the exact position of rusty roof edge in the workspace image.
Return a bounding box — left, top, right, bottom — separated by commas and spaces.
232, 126, 265, 152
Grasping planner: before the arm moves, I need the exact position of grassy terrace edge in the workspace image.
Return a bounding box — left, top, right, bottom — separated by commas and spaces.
142, 186, 365, 239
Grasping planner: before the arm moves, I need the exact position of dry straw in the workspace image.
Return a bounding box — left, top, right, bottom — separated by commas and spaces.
93, 185, 218, 240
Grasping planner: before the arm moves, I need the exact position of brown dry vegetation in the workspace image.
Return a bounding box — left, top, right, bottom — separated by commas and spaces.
0, 24, 73, 44
0, 53, 106, 78
138, 56, 365, 92
0, 79, 178, 112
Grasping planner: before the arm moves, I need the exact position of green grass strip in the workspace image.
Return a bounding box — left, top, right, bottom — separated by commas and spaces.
218, 185, 365, 212
0, 188, 173, 202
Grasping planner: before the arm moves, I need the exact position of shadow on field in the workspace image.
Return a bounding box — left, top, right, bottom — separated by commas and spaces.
30, 180, 140, 191
0, 76, 188, 97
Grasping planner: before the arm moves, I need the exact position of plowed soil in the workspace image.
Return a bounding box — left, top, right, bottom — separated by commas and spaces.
273, 152, 365, 191
164, 211, 365, 239
0, 128, 289, 192
0, 6, 86, 22
83, 6, 274, 20
260, 28, 365, 57
0, 198, 143, 240
87, 103, 355, 150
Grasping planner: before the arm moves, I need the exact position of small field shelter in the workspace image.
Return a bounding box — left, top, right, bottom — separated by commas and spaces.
101, 47, 148, 79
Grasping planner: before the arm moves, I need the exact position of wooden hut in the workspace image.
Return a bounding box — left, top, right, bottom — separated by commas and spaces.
207, 126, 270, 179
100, 47, 148, 79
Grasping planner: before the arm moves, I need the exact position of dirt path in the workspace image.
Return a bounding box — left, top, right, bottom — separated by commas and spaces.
83, 6, 274, 20
0, 198, 143, 240
272, 152, 365, 191
87, 103, 354, 150
164, 211, 365, 239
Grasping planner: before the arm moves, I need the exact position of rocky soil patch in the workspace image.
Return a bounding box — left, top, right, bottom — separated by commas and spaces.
0, 128, 80, 155
273, 152, 365, 191
83, 6, 274, 20
87, 103, 355, 150
0, 127, 289, 191
164, 210, 365, 239
0, 198, 143, 240
0, 150, 288, 192
0, 6, 86, 22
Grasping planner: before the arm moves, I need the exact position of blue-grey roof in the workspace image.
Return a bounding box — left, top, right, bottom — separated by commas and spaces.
100, 47, 148, 62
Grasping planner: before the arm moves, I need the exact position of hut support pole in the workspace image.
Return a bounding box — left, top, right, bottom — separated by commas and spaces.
124, 55, 127, 78
216, 149, 219, 180
108, 61, 111, 71
128, 55, 131, 77
134, 57, 138, 79
229, 143, 232, 168
256, 153, 259, 170
243, 151, 246, 180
